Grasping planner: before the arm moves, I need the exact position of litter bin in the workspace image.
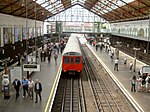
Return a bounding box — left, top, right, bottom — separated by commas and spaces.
4, 85, 10, 99
2, 75, 10, 99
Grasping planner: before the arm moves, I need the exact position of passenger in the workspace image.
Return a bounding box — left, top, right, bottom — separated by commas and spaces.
40, 50, 43, 61
28, 78, 34, 100
54, 53, 58, 65
43, 51, 46, 61
129, 61, 133, 72
114, 58, 119, 71
47, 51, 51, 63
109, 50, 113, 62
95, 43, 98, 51
130, 75, 137, 92
99, 44, 103, 52
22, 76, 29, 98
137, 76, 143, 92
123, 57, 127, 69
20, 55, 24, 65
12, 78, 21, 99
34, 79, 42, 103
145, 74, 150, 92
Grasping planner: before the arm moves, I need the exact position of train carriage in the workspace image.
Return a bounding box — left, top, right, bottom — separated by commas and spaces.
62, 35, 82, 74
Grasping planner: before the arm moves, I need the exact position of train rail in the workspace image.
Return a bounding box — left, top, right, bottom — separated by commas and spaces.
51, 75, 86, 112
82, 45, 133, 112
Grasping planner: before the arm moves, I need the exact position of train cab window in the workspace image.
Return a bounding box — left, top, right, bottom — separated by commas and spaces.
75, 57, 80, 64
71, 57, 74, 63
64, 57, 69, 64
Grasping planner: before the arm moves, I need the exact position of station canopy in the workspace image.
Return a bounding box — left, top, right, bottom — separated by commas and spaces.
0, 0, 150, 22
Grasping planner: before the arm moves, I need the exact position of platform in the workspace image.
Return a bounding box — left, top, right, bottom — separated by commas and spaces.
87, 44, 150, 112
0, 52, 62, 112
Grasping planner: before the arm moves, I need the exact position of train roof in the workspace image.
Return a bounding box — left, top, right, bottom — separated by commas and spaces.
62, 36, 82, 56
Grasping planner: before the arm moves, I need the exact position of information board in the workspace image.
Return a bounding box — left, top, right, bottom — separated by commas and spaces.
23, 64, 40, 71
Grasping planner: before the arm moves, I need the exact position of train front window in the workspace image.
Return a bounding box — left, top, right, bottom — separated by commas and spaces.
64, 57, 69, 64
75, 57, 80, 64
71, 57, 74, 63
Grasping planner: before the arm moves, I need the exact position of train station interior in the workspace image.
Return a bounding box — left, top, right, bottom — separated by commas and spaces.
0, 0, 150, 112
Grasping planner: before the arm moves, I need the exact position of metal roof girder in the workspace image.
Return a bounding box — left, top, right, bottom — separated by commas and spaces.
0, 0, 20, 11
119, 0, 147, 16
105, 0, 135, 18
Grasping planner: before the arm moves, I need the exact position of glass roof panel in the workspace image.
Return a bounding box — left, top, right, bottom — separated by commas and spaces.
47, 5, 106, 22
93, 0, 135, 14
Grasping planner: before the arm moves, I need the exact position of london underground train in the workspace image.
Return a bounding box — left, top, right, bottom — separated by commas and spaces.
62, 35, 82, 74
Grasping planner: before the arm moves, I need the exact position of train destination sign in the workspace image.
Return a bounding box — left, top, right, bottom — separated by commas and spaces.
23, 64, 40, 71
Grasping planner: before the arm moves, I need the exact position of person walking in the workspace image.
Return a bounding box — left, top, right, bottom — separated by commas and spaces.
123, 57, 127, 69
28, 78, 34, 100
130, 75, 137, 92
129, 61, 133, 72
22, 76, 28, 98
114, 58, 119, 71
12, 78, 21, 99
34, 79, 42, 103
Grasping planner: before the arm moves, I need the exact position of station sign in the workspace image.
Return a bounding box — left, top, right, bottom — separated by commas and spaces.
23, 64, 40, 71
142, 66, 150, 73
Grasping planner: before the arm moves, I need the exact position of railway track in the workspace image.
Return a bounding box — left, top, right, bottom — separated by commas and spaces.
82, 46, 132, 112
51, 74, 86, 112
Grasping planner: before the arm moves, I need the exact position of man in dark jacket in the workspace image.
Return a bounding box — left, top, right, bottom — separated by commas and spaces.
34, 79, 42, 103
13, 78, 21, 99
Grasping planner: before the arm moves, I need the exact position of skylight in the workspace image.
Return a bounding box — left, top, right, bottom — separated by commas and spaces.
93, 0, 135, 14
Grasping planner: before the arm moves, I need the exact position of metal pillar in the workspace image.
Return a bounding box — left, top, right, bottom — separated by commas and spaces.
133, 47, 140, 72
147, 9, 150, 54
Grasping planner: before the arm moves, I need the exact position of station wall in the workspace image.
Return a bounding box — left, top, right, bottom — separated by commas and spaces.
0, 13, 44, 47
111, 19, 149, 41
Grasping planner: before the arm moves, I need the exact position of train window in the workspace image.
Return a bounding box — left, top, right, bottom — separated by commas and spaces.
71, 57, 74, 63
75, 57, 80, 64
64, 57, 69, 64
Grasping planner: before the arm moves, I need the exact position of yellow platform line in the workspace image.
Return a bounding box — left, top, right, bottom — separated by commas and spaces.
44, 63, 62, 112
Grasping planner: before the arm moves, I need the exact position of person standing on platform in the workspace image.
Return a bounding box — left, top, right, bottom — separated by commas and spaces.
145, 74, 150, 92
137, 76, 143, 91
28, 78, 34, 100
130, 75, 137, 92
54, 52, 58, 65
129, 61, 133, 72
43, 51, 46, 62
22, 76, 28, 98
114, 58, 119, 71
40, 50, 43, 61
34, 79, 42, 103
47, 51, 51, 63
12, 78, 21, 99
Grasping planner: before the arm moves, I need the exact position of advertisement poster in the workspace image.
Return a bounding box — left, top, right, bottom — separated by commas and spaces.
10, 66, 22, 83
3, 27, 13, 44
14, 27, 21, 42
22, 27, 26, 40
28, 27, 33, 38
